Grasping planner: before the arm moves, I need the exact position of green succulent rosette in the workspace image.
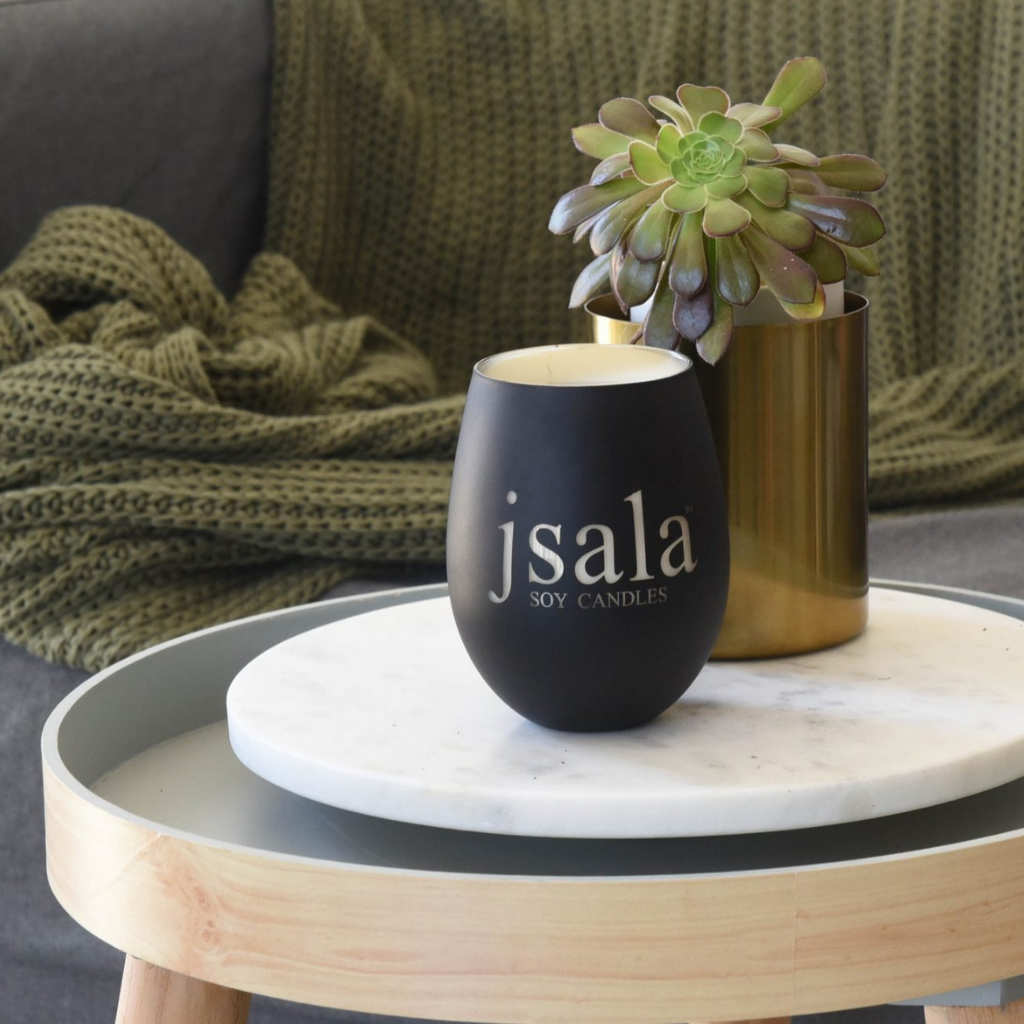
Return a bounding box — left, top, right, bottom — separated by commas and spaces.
549, 58, 887, 363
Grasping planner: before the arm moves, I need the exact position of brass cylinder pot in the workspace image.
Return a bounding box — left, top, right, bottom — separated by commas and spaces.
587, 292, 868, 659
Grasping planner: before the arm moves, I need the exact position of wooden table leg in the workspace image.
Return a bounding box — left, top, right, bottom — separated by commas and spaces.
927, 1003, 1024, 1024
114, 955, 251, 1024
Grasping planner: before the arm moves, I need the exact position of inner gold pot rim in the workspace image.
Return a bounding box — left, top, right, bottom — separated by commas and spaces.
585, 291, 869, 341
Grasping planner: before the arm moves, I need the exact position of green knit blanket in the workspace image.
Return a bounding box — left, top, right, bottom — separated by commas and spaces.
0, 210, 462, 668
267, 0, 1024, 501
2, 0, 1024, 668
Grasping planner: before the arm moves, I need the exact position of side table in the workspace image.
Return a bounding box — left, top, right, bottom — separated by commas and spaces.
41, 582, 1024, 1024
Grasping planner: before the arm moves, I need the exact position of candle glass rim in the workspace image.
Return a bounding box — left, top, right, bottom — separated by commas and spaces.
475, 343, 692, 388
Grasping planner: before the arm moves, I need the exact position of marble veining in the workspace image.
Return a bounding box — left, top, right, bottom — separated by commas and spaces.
226, 589, 1024, 838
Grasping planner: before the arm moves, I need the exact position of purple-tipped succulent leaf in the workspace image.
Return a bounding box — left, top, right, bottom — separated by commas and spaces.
726, 102, 783, 128
573, 211, 603, 243
703, 175, 747, 200
761, 57, 827, 131
697, 112, 744, 144
786, 193, 886, 248
589, 186, 664, 255
569, 251, 612, 308
644, 273, 681, 349
736, 193, 816, 251
784, 168, 829, 195
779, 280, 827, 320
715, 235, 759, 306
741, 225, 818, 304
677, 84, 730, 122
772, 143, 820, 166
696, 291, 735, 364
655, 123, 684, 163
703, 198, 752, 237
549, 176, 647, 235
550, 57, 886, 364
672, 283, 714, 340
744, 165, 789, 207
599, 98, 660, 144
663, 183, 708, 213
649, 95, 695, 133
838, 241, 881, 275
629, 200, 677, 262
669, 212, 708, 298
572, 123, 630, 159
813, 154, 888, 191
799, 234, 847, 284
612, 243, 660, 311
590, 152, 632, 185
737, 128, 778, 162
628, 141, 671, 185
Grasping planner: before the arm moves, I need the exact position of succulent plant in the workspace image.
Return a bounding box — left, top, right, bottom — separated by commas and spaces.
549, 58, 887, 363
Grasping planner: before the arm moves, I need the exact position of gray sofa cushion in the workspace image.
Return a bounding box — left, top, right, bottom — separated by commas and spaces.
869, 503, 1024, 599
0, 0, 273, 295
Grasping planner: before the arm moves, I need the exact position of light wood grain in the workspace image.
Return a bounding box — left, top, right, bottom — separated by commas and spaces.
42, 759, 1024, 1024
925, 1000, 1024, 1024
115, 955, 250, 1024
692, 1018, 792, 1024
794, 840, 1024, 1008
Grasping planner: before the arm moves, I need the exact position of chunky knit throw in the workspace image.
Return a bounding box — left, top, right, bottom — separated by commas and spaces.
2, 0, 1024, 668
0, 210, 462, 668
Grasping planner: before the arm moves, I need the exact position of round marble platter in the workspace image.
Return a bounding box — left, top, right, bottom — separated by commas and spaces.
226, 588, 1024, 838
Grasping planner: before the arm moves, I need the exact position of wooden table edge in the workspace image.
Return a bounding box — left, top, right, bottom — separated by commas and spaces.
42, 581, 1024, 1023
43, 750, 1024, 1024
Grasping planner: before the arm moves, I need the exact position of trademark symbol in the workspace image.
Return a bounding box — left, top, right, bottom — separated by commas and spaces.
685, 505, 694, 515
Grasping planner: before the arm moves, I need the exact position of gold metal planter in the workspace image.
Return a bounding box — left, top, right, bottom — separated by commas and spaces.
588, 293, 869, 659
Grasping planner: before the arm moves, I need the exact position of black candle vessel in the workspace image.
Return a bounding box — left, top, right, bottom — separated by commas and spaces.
447, 343, 729, 732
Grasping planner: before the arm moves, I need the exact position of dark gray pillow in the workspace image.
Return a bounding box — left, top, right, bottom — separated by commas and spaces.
0, 0, 272, 295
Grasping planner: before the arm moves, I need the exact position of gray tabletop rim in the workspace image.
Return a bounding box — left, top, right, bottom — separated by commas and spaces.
41, 578, 1024, 884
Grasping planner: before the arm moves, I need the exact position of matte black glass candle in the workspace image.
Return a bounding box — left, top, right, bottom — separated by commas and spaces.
447, 344, 729, 732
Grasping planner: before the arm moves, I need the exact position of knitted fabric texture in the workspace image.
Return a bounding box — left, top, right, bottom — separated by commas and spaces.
0, 208, 462, 669
268, 0, 1024, 505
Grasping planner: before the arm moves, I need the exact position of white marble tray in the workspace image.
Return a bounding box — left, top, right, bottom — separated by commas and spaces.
226, 588, 1024, 838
